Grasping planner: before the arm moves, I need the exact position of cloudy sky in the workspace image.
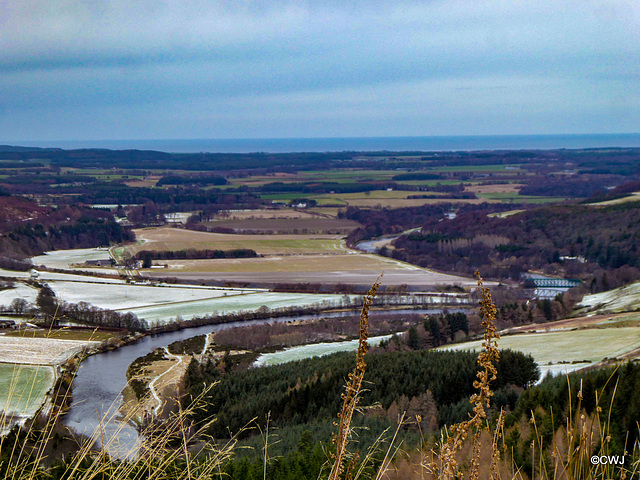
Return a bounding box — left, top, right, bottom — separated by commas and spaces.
1, 0, 639, 141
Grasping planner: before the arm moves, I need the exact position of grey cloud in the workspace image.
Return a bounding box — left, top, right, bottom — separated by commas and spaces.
1, 0, 639, 140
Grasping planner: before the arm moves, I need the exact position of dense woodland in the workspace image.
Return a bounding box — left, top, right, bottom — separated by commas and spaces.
388, 202, 640, 282
2, 144, 639, 172
186, 359, 640, 480
183, 348, 538, 439
341, 199, 640, 285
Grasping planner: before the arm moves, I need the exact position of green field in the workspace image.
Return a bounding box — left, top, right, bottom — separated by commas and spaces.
228, 169, 402, 187
263, 189, 492, 207
400, 179, 463, 186
487, 209, 525, 218
0, 363, 55, 417
476, 192, 567, 203
431, 164, 525, 173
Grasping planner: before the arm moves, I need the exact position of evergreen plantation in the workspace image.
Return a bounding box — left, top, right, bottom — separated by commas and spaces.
183, 348, 539, 439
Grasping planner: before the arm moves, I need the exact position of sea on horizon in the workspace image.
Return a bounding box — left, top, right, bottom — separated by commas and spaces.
6, 133, 640, 154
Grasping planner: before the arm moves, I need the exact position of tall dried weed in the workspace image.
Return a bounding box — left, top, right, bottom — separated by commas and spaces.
329, 274, 383, 480
330, 272, 640, 479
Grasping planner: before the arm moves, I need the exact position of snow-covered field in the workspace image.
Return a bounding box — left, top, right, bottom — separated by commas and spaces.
126, 292, 347, 324
0, 268, 29, 279
40, 272, 126, 283
0, 336, 98, 365
0, 283, 39, 307
577, 281, 640, 314
0, 268, 127, 284
0, 268, 346, 325
537, 363, 589, 381
32, 248, 111, 270
254, 334, 393, 367
441, 327, 640, 377
0, 363, 55, 417
48, 281, 248, 310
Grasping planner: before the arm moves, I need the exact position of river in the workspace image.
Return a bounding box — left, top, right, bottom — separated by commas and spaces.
356, 228, 421, 253
65, 308, 464, 457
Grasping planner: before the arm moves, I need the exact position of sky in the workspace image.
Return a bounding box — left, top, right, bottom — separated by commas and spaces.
1, 0, 639, 141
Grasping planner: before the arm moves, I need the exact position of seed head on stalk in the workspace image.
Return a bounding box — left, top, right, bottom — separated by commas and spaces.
328, 274, 382, 480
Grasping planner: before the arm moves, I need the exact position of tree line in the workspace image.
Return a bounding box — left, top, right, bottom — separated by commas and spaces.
135, 248, 257, 265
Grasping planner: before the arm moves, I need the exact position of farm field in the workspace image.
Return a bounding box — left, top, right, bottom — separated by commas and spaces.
6, 328, 115, 342
127, 227, 349, 256
587, 192, 640, 206
442, 326, 640, 377
227, 169, 401, 187
141, 253, 480, 287
254, 334, 393, 367
36, 270, 126, 283
219, 209, 321, 220
32, 248, 111, 270
263, 190, 495, 208
47, 280, 247, 310
124, 292, 348, 324
474, 192, 566, 203
487, 209, 525, 218
0, 336, 98, 365
464, 183, 524, 195
0, 363, 55, 418
0, 269, 30, 279
0, 283, 38, 308
503, 312, 640, 333
202, 217, 361, 234
123, 175, 162, 188
576, 281, 640, 314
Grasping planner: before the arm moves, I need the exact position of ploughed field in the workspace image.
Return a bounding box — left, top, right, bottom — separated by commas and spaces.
128, 227, 350, 255
0, 336, 98, 365
131, 227, 478, 287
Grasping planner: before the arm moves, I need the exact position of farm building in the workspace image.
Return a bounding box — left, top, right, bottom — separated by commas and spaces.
0, 319, 16, 329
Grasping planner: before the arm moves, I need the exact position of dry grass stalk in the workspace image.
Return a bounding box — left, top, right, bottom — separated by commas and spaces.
328, 274, 382, 480
430, 271, 501, 480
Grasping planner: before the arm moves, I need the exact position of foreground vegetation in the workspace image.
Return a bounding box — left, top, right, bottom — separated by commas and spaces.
2, 276, 639, 479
